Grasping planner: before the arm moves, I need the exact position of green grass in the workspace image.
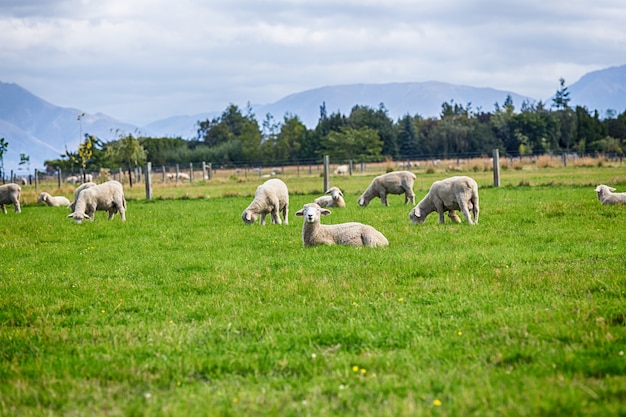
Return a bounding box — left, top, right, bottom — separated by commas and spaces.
1, 170, 626, 416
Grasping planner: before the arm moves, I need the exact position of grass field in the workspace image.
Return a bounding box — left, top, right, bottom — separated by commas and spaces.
1, 163, 626, 416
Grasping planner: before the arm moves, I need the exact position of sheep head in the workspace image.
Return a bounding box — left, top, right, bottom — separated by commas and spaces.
241, 209, 258, 225
408, 207, 425, 224
295, 203, 331, 224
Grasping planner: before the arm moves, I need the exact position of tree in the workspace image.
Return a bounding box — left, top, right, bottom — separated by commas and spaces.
396, 114, 419, 158
319, 126, 383, 162
552, 78, 571, 110
108, 134, 147, 187
0, 137, 7, 178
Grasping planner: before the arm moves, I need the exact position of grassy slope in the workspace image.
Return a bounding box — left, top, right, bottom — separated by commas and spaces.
1, 168, 626, 416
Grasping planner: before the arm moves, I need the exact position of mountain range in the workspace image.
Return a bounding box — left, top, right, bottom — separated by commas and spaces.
1, 64, 625, 173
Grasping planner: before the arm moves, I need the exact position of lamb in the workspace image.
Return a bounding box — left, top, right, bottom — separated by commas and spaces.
0, 183, 21, 213
409, 176, 479, 225
314, 186, 346, 208
67, 180, 126, 223
38, 192, 71, 207
357, 171, 416, 207
595, 184, 626, 205
68, 182, 97, 211
295, 203, 388, 247
241, 178, 289, 225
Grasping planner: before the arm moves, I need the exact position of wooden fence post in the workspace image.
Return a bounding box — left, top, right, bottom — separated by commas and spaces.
493, 149, 500, 187
323, 155, 330, 192
145, 162, 152, 200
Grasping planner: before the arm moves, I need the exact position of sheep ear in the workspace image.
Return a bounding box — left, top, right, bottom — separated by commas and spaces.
85, 213, 93, 220
609, 186, 617, 191
67, 213, 74, 218
295, 210, 304, 216
325, 189, 332, 195
320, 209, 331, 216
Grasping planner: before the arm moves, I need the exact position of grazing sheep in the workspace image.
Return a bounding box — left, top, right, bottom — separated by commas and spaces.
595, 184, 626, 205
409, 176, 479, 225
0, 183, 21, 213
295, 203, 388, 247
314, 186, 346, 208
38, 192, 71, 207
166, 172, 190, 181
241, 178, 289, 225
69, 182, 97, 211
358, 171, 416, 207
334, 165, 349, 175
65, 175, 79, 184
67, 180, 126, 224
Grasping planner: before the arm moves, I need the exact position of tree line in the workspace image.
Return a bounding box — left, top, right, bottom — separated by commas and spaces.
44, 80, 626, 174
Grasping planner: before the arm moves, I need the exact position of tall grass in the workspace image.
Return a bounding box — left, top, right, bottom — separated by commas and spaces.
1, 171, 626, 416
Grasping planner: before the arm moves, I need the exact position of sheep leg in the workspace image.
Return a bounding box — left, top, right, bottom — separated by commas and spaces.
405, 190, 415, 205
381, 192, 388, 206
458, 202, 474, 225
281, 206, 288, 225
270, 208, 282, 225
259, 213, 267, 226
448, 211, 461, 223
1, 204, 6, 214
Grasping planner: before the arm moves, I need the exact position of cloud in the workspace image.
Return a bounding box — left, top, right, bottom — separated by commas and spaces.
0, 0, 625, 124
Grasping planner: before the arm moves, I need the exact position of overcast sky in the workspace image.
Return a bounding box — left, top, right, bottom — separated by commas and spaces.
1, 0, 625, 126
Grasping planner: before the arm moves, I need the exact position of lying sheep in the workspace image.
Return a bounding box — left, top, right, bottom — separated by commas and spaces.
38, 192, 71, 207
241, 178, 289, 225
0, 183, 21, 214
67, 180, 126, 223
409, 176, 479, 225
595, 184, 626, 205
69, 182, 97, 211
314, 186, 346, 208
358, 171, 416, 207
295, 203, 388, 247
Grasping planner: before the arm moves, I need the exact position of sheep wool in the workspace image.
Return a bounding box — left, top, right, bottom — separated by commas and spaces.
409, 176, 479, 225
0, 183, 21, 214
358, 171, 416, 207
295, 203, 388, 248
595, 184, 626, 205
38, 192, 71, 207
314, 186, 346, 208
67, 180, 126, 223
241, 178, 289, 225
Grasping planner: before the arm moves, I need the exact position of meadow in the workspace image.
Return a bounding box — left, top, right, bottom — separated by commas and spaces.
1, 160, 626, 416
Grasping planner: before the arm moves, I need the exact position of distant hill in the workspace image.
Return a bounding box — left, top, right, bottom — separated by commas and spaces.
2, 64, 626, 173
0, 82, 143, 174
561, 64, 626, 116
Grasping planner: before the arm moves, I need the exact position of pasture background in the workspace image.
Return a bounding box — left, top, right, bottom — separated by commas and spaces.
1, 161, 626, 416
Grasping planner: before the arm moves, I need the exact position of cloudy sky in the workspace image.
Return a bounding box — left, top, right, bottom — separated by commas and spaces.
1, 0, 625, 126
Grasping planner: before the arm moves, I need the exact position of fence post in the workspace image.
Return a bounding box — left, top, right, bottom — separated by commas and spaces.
162, 166, 166, 183
189, 162, 194, 182
57, 168, 62, 188
492, 149, 500, 187
323, 155, 330, 192
349, 160, 353, 176
175, 164, 180, 183
34, 170, 39, 192
561, 153, 567, 167
208, 163, 212, 179
145, 162, 152, 200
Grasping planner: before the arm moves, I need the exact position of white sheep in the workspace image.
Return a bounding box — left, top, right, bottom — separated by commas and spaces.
65, 175, 80, 184
38, 192, 71, 207
0, 183, 21, 213
409, 176, 479, 225
314, 186, 346, 208
295, 203, 388, 247
166, 172, 190, 181
67, 180, 126, 224
241, 178, 289, 225
595, 184, 626, 205
68, 182, 97, 211
358, 171, 416, 207
334, 165, 349, 175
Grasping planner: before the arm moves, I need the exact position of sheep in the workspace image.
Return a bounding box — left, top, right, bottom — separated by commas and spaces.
38, 192, 71, 207
65, 175, 79, 184
409, 176, 479, 225
295, 203, 388, 247
67, 180, 126, 224
0, 183, 21, 213
166, 172, 190, 181
241, 178, 289, 225
68, 182, 97, 211
357, 171, 416, 207
334, 165, 349, 175
314, 186, 346, 208
595, 184, 626, 205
